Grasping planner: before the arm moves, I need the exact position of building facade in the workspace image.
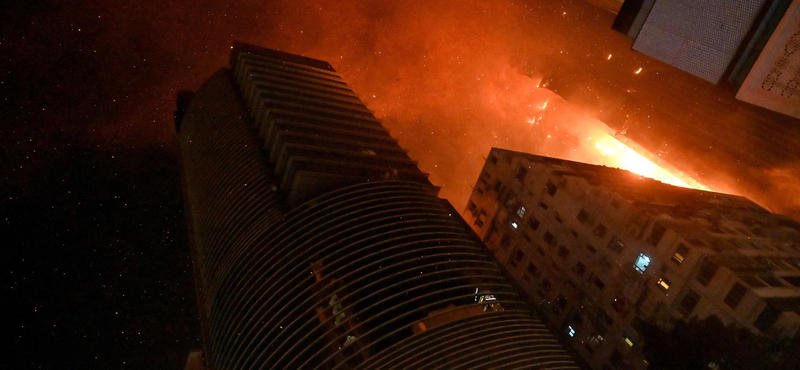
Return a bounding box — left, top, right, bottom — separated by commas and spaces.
464, 148, 800, 370
175, 44, 579, 370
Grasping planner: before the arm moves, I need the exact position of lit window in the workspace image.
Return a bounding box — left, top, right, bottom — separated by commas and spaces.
657, 277, 671, 291
624, 337, 634, 347
673, 244, 689, 265
634, 253, 651, 274
517, 206, 526, 218
510, 221, 519, 229
567, 326, 576, 337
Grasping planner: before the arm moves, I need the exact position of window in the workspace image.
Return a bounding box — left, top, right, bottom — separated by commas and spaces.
586, 244, 597, 253
657, 277, 671, 291
544, 231, 557, 247
493, 180, 504, 193
522, 233, 532, 243
607, 236, 624, 253
500, 235, 511, 250
573, 262, 586, 276
509, 249, 524, 268
758, 275, 786, 288
624, 337, 634, 347
673, 244, 689, 265
610, 349, 624, 367
554, 213, 563, 223
647, 223, 666, 246
467, 201, 477, 215
517, 206, 526, 218
509, 220, 519, 229
782, 276, 800, 287
527, 262, 538, 277
490, 155, 498, 165
723, 282, 747, 309
678, 290, 700, 316
545, 181, 557, 196
754, 304, 780, 332
567, 326, 576, 337
633, 253, 651, 274
515, 166, 528, 183
593, 224, 607, 238
570, 229, 579, 238
528, 217, 540, 231
594, 278, 605, 290
611, 297, 626, 314
696, 260, 718, 286
741, 275, 767, 288
558, 246, 570, 259
577, 209, 590, 224
539, 201, 549, 210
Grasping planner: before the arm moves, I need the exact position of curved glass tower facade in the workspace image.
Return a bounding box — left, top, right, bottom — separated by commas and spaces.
176, 43, 578, 370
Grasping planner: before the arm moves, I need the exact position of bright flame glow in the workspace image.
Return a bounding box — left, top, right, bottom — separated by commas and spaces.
607, 54, 612, 60
635, 67, 642, 74
592, 135, 693, 188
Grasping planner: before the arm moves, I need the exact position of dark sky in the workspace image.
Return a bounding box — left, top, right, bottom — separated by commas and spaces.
5, 0, 800, 368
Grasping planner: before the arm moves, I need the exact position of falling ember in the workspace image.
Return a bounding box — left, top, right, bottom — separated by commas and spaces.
607, 54, 612, 60
634, 67, 642, 74
541, 100, 548, 109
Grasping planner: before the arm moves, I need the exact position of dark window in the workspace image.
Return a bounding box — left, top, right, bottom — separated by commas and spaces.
678, 290, 700, 316
586, 244, 597, 253
782, 276, 800, 287
759, 275, 786, 288
577, 209, 590, 224
493, 179, 504, 193
527, 262, 538, 277
754, 304, 780, 332
696, 260, 718, 286
594, 278, 605, 290
500, 235, 511, 250
539, 201, 548, 210
554, 213, 563, 223
647, 223, 666, 246
557, 295, 568, 309
673, 244, 689, 265
573, 262, 586, 276
515, 166, 528, 183
558, 246, 570, 259
570, 229, 579, 238
523, 233, 532, 243
723, 282, 747, 309
467, 200, 477, 215
528, 217, 540, 231
607, 236, 624, 253
542, 278, 552, 292
509, 248, 524, 268
611, 297, 626, 314
593, 224, 607, 238
741, 275, 767, 288
597, 310, 614, 326
490, 155, 498, 165
609, 349, 624, 367
544, 231, 557, 247
545, 181, 557, 196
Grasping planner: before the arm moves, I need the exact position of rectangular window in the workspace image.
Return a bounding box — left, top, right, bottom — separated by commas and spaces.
515, 166, 528, 183
545, 181, 557, 196
607, 236, 624, 253
528, 217, 540, 231
673, 244, 689, 265
544, 231, 557, 247
509, 220, 519, 229
490, 155, 498, 165
633, 253, 651, 274
696, 260, 718, 286
723, 282, 747, 309
517, 206, 526, 218
522, 233, 532, 243
577, 209, 590, 224
558, 246, 570, 259
467, 200, 477, 215
493, 179, 504, 193
678, 290, 700, 316
573, 262, 586, 276
527, 262, 538, 277
611, 297, 626, 314
657, 277, 671, 291
500, 235, 511, 250
594, 278, 605, 290
647, 223, 666, 246
554, 213, 563, 223
586, 244, 597, 254
782, 276, 800, 287
754, 304, 780, 332
509, 248, 524, 268
593, 224, 607, 238
539, 201, 548, 210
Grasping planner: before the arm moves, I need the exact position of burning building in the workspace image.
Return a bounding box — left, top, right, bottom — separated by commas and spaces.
464, 147, 800, 369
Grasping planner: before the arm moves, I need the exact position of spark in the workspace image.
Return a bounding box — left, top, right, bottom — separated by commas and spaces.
635, 67, 642, 75
541, 100, 548, 109
607, 54, 612, 60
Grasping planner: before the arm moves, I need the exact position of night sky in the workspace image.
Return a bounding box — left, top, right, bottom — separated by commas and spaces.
5, 0, 800, 368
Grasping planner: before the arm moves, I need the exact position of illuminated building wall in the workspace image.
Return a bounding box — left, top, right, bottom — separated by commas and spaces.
175, 44, 579, 370
465, 148, 800, 370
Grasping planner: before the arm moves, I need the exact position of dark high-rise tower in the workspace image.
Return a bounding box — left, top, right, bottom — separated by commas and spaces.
176, 43, 578, 370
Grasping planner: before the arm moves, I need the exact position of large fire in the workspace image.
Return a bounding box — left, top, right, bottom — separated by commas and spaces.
591, 135, 698, 189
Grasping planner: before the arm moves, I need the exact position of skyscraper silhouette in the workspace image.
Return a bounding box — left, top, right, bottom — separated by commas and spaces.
175, 43, 578, 370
